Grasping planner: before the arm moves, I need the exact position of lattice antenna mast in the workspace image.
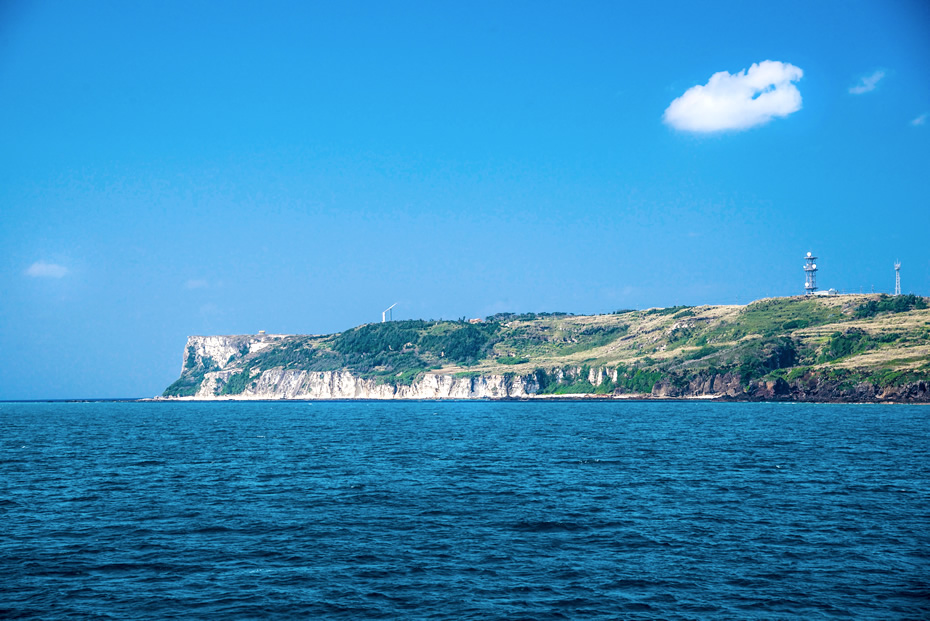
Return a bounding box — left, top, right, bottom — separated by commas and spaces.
894, 261, 901, 296
803, 252, 818, 295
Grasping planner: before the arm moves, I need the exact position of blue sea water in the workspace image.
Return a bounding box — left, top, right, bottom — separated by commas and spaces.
1, 401, 928, 619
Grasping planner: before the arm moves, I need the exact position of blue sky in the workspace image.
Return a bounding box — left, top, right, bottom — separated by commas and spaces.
1, 0, 928, 399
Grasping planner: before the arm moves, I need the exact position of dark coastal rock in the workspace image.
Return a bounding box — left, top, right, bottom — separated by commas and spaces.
877, 380, 930, 403
748, 378, 791, 400
780, 376, 930, 403
647, 370, 929, 403
650, 379, 681, 398
652, 372, 746, 399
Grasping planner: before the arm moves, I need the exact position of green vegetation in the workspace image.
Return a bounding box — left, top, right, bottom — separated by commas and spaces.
332, 320, 499, 365
487, 311, 572, 322
534, 366, 597, 395
703, 297, 840, 342
820, 329, 873, 362
854, 294, 927, 319
865, 359, 930, 387
251, 339, 320, 371
218, 367, 253, 395
163, 374, 204, 397
496, 323, 628, 359
331, 320, 427, 356
643, 305, 694, 317
684, 345, 724, 361
164, 294, 930, 399
819, 329, 900, 363
733, 337, 798, 383
419, 323, 499, 363
556, 325, 629, 354
879, 369, 921, 387
806, 363, 930, 391
614, 365, 664, 394
322, 319, 503, 384
665, 326, 694, 349
184, 346, 197, 370
163, 355, 216, 397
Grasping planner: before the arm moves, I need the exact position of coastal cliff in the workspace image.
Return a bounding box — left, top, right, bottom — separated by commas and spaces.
162, 294, 930, 402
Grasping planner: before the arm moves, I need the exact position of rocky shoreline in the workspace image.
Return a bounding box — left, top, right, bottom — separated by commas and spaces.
157, 366, 930, 404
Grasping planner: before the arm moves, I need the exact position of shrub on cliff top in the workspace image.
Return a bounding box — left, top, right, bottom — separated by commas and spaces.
854, 294, 927, 319
331, 321, 429, 356
420, 323, 499, 364
251, 341, 318, 371
644, 305, 693, 317
497, 356, 530, 365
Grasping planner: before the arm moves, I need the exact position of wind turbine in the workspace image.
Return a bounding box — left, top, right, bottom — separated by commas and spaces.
382, 303, 397, 323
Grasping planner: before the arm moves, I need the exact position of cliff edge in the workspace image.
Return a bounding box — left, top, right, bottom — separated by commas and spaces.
162, 294, 930, 402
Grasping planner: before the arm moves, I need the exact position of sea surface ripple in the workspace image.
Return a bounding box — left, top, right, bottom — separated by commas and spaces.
1, 400, 928, 619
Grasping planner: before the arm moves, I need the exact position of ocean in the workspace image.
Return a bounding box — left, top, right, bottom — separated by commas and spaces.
2, 400, 928, 619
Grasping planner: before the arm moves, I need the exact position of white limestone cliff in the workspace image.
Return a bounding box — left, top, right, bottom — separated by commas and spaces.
190, 367, 542, 400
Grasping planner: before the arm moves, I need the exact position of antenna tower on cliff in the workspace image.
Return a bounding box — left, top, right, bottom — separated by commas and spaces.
382, 303, 397, 323
894, 261, 901, 296
804, 251, 818, 295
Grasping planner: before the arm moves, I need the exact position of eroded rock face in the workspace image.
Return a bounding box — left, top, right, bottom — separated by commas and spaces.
178, 363, 930, 402
189, 369, 540, 400
784, 374, 930, 403
652, 372, 744, 398
748, 378, 791, 400
184, 335, 282, 372
169, 337, 930, 402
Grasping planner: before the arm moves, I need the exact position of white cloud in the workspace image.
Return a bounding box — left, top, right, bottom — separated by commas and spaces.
25, 261, 69, 278
911, 113, 927, 126
663, 60, 803, 133
849, 70, 885, 95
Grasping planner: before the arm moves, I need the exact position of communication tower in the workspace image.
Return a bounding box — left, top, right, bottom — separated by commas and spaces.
894, 261, 901, 296
803, 251, 818, 295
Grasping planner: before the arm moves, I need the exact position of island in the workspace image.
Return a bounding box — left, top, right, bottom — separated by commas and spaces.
161, 294, 930, 402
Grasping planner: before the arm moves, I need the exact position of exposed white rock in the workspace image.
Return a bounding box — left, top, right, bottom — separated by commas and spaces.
184, 334, 285, 371
175, 336, 622, 401
190, 368, 548, 400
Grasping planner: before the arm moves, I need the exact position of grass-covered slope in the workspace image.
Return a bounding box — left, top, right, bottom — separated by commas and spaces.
164, 294, 930, 400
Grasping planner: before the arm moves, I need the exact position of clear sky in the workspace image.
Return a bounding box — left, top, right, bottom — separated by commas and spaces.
1, 0, 928, 399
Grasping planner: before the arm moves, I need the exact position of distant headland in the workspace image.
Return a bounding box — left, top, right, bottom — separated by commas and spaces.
160, 294, 930, 403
